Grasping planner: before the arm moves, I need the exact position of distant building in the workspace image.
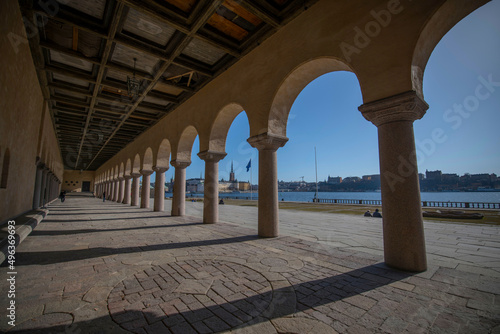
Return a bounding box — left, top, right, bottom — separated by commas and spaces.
327, 176, 342, 184
186, 178, 204, 193
229, 161, 236, 182
239, 182, 250, 191
343, 176, 361, 183
426, 170, 442, 182
442, 173, 459, 183
347, 177, 358, 183
362, 174, 381, 182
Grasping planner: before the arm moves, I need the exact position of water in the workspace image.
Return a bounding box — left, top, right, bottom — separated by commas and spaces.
171, 191, 500, 203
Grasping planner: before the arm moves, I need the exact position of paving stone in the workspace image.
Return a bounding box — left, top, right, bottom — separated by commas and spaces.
2, 196, 499, 333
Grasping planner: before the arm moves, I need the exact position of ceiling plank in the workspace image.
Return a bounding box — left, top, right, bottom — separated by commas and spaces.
75, 2, 126, 169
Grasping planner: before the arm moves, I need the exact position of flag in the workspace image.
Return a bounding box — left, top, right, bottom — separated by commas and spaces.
246, 159, 251, 172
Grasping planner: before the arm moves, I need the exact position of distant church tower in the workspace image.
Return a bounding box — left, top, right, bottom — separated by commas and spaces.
229, 161, 235, 182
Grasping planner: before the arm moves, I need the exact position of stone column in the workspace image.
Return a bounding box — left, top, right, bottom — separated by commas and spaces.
359, 91, 428, 272
108, 180, 114, 201
171, 160, 191, 216
198, 151, 227, 224
113, 178, 119, 202
140, 170, 154, 209
123, 175, 132, 204
248, 133, 288, 237
46, 173, 52, 203
39, 167, 49, 207
117, 177, 125, 203
33, 163, 43, 209
153, 166, 169, 212
131, 173, 141, 206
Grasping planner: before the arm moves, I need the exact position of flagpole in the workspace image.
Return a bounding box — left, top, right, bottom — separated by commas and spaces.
315, 146, 319, 202
250, 162, 253, 201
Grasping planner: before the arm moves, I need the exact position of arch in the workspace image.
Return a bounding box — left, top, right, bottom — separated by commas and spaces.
114, 165, 119, 179
142, 147, 154, 171
132, 154, 141, 173
268, 57, 356, 137
176, 125, 199, 162
209, 103, 247, 152
411, 1, 488, 97
1, 148, 10, 189
124, 158, 132, 176
156, 139, 171, 168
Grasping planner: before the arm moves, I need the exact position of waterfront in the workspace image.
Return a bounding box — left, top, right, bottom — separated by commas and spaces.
175, 191, 500, 203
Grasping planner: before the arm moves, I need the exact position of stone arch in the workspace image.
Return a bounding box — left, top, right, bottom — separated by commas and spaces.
209, 103, 248, 152
268, 57, 356, 137
132, 154, 141, 173
411, 1, 488, 98
175, 125, 199, 162
1, 148, 10, 189
156, 139, 171, 168
119, 162, 124, 177
114, 165, 119, 179
142, 147, 154, 171
124, 158, 132, 176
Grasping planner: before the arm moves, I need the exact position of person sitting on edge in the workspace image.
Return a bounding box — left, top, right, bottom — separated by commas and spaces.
364, 210, 372, 217
219, 198, 224, 205
373, 209, 382, 218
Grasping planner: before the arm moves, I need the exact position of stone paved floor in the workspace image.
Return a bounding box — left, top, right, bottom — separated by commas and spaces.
1, 193, 499, 333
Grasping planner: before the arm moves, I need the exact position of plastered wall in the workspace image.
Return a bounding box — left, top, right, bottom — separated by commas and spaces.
0, 0, 63, 222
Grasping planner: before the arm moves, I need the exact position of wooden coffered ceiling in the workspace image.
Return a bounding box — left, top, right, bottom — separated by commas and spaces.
20, 0, 317, 170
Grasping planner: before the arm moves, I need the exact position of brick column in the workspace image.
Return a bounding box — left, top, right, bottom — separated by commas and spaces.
248, 133, 288, 237
359, 91, 428, 272
131, 173, 141, 206
198, 151, 227, 224
171, 160, 191, 216
140, 169, 154, 209
123, 175, 132, 204
153, 166, 169, 212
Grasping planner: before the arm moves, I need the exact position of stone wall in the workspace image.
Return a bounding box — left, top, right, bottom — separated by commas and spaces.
0, 0, 63, 222
62, 171, 95, 193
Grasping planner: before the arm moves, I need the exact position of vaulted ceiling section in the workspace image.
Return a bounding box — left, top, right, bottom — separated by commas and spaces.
20, 0, 316, 170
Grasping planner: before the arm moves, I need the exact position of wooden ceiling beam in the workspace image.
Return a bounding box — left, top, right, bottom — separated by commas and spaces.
42, 65, 97, 84
87, 0, 224, 168
238, 1, 281, 28
75, 2, 126, 169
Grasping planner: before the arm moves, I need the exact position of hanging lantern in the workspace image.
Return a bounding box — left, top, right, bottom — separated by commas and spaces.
127, 57, 140, 97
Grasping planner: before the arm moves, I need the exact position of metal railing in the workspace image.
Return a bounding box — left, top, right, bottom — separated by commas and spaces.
314, 198, 500, 209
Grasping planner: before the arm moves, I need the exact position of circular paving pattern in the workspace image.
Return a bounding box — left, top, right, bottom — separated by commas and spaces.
108, 259, 273, 333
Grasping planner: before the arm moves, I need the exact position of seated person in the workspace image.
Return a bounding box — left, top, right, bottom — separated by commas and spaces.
364, 210, 372, 217
219, 198, 225, 205
373, 209, 382, 218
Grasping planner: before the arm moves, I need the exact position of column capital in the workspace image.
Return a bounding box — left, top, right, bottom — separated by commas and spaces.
123, 175, 133, 180
131, 172, 141, 178
117, 176, 124, 181
247, 133, 288, 151
171, 160, 191, 169
153, 166, 169, 173
140, 169, 154, 176
197, 150, 227, 163
358, 91, 428, 127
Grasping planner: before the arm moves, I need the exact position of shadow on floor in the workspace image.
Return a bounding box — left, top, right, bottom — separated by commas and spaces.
8, 263, 413, 333
16, 235, 260, 265
30, 222, 203, 236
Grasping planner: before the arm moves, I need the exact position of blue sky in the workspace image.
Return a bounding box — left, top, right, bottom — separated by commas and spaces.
173, 1, 500, 184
